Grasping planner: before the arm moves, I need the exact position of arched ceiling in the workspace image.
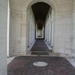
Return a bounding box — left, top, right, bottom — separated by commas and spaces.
31, 2, 50, 29
31, 2, 50, 21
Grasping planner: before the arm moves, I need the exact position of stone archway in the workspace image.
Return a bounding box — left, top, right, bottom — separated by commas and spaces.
9, 0, 60, 56
9, 0, 74, 57
24, 0, 59, 12
25, 0, 59, 54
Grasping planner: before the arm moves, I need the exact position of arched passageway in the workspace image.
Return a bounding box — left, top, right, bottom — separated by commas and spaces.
9, 0, 57, 56
32, 2, 50, 39
0, 0, 75, 75
26, 2, 54, 54
9, 0, 74, 57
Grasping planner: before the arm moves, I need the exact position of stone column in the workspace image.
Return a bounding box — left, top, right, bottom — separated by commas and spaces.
51, 10, 54, 47
49, 22, 51, 45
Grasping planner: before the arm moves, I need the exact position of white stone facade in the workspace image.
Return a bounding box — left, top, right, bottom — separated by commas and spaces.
0, 0, 75, 75
9, 0, 75, 57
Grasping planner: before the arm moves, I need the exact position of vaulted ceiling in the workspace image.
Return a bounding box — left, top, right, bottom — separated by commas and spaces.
31, 2, 50, 21
31, 2, 50, 29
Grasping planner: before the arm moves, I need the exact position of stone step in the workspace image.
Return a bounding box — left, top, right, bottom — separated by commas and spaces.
31, 51, 49, 55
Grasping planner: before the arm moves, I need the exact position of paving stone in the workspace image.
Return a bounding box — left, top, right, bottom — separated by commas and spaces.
8, 56, 75, 75
31, 40, 49, 51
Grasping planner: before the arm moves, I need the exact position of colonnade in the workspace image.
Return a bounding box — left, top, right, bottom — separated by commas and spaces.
27, 7, 35, 50
45, 9, 54, 48
36, 25, 44, 39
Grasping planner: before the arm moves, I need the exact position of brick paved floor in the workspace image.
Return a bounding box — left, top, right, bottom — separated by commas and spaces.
7, 56, 75, 75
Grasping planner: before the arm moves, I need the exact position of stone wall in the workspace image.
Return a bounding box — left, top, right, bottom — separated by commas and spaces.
9, 10, 23, 56
9, 0, 74, 57
26, 7, 35, 52
45, 9, 52, 45
54, 0, 73, 56
0, 0, 7, 75
45, 9, 54, 50
9, 6, 35, 56
72, 0, 75, 57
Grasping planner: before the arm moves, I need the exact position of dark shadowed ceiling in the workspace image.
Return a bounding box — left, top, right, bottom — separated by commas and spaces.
31, 2, 50, 21
31, 2, 50, 29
